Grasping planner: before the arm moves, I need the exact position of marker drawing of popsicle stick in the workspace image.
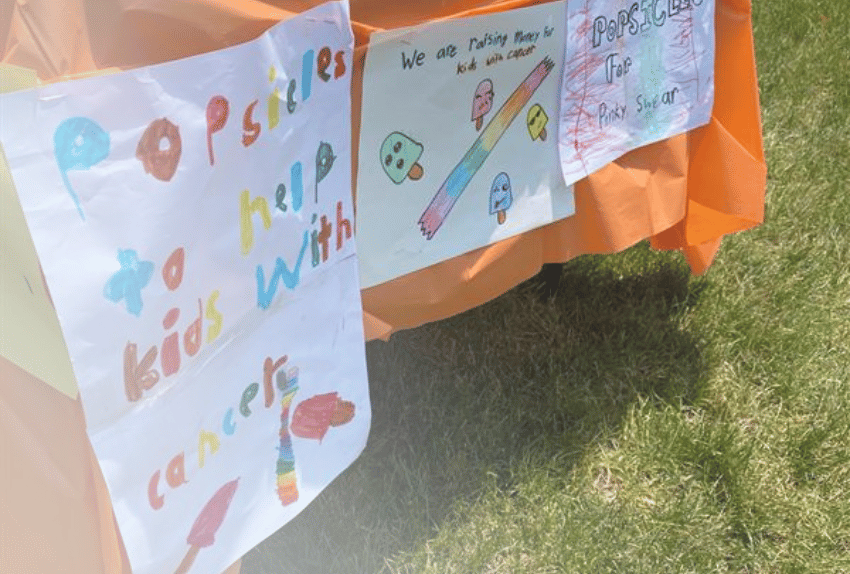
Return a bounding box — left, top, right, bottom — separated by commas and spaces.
418, 57, 555, 239
174, 478, 239, 574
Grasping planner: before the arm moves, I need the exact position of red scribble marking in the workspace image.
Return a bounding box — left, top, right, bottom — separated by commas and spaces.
561, 1, 706, 177
678, 10, 701, 103
562, 1, 616, 175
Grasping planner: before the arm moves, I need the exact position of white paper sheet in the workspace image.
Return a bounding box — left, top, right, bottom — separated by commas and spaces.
356, 1, 575, 289
558, 0, 714, 182
0, 3, 369, 574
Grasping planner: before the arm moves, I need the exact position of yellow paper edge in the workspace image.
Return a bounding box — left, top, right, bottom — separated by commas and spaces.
0, 64, 79, 399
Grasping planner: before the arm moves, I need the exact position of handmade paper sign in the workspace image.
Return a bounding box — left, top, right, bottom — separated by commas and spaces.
558, 0, 714, 182
356, 1, 574, 288
0, 3, 369, 574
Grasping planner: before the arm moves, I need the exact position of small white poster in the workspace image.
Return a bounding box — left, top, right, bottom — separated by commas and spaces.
558, 0, 714, 182
356, 1, 575, 289
0, 3, 369, 574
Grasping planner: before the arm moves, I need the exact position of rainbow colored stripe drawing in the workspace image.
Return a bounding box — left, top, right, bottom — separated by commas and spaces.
276, 368, 299, 506
418, 56, 555, 239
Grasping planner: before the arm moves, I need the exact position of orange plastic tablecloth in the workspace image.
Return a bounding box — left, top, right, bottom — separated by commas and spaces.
0, 1, 764, 572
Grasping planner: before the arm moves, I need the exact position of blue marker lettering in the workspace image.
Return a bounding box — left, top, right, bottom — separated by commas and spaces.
103, 249, 154, 316
255, 231, 309, 309
53, 117, 110, 220
301, 50, 314, 101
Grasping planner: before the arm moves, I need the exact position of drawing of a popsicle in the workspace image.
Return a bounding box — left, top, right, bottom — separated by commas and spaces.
274, 368, 356, 506
526, 104, 549, 141
173, 478, 240, 574
488, 172, 513, 224
418, 57, 555, 239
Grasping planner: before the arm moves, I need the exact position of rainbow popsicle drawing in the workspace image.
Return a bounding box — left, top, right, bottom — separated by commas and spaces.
418, 57, 555, 239
276, 368, 299, 506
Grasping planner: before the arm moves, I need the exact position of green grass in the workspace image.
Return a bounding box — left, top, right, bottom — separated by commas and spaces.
244, 1, 850, 572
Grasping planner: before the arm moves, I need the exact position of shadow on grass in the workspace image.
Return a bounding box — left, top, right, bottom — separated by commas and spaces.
245, 250, 708, 574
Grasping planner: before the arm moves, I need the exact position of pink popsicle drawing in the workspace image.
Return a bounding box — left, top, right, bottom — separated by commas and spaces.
471, 79, 494, 131
418, 57, 555, 239
173, 478, 240, 574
